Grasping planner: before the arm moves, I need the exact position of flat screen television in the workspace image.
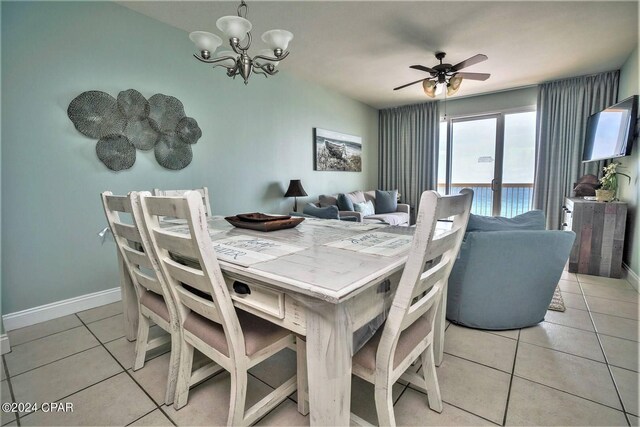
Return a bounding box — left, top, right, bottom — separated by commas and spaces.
582, 95, 638, 162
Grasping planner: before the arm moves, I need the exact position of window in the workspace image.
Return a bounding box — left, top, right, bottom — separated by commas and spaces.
438, 110, 536, 217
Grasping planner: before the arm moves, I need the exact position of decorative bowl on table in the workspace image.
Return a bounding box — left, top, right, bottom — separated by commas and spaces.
225, 212, 304, 232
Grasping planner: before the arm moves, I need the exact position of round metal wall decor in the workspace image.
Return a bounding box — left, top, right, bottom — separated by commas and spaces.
117, 89, 149, 119
96, 135, 136, 171
67, 91, 126, 139
148, 94, 186, 133
67, 90, 202, 171
177, 117, 202, 144
155, 135, 193, 170
124, 118, 159, 151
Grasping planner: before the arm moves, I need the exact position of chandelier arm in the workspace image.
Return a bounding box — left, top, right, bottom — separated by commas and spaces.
253, 63, 278, 75
233, 31, 252, 53
253, 51, 289, 64
252, 69, 269, 78
211, 63, 237, 71
193, 53, 238, 65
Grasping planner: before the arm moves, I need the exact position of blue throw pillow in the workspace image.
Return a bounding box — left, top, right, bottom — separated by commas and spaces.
466, 210, 545, 232
303, 203, 340, 220
337, 193, 355, 211
354, 200, 376, 216
375, 189, 398, 214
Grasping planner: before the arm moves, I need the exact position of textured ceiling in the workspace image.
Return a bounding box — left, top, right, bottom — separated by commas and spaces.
119, 1, 638, 109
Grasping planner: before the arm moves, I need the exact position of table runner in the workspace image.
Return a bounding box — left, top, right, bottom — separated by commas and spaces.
325, 231, 413, 257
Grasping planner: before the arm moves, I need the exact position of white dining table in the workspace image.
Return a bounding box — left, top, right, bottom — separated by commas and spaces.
117, 216, 450, 426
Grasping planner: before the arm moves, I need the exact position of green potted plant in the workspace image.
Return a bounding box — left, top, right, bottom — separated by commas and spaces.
597, 162, 631, 202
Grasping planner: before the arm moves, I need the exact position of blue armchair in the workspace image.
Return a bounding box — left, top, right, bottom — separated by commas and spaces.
446, 212, 576, 330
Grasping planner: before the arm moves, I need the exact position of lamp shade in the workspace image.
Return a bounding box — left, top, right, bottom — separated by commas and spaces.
216, 16, 252, 41
447, 75, 463, 96
261, 29, 293, 51
284, 179, 307, 197
189, 31, 223, 53
423, 80, 436, 98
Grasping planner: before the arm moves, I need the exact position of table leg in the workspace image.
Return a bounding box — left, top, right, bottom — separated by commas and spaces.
434, 280, 447, 366
305, 302, 352, 426
118, 251, 138, 341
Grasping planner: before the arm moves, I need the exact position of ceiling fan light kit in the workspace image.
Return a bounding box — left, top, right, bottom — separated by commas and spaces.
395, 52, 491, 98
189, 1, 293, 84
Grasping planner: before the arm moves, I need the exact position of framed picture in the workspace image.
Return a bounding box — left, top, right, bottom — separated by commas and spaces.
314, 128, 362, 172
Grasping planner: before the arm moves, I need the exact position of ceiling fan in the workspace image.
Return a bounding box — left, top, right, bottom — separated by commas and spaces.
394, 52, 490, 97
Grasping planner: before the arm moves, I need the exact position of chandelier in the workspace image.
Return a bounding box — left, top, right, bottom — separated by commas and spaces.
189, 1, 293, 85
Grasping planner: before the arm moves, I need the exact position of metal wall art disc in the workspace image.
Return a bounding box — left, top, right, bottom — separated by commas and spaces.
96, 135, 136, 171
123, 117, 159, 150
68, 91, 126, 139
148, 94, 186, 133
155, 135, 193, 170
117, 89, 150, 119
177, 117, 202, 144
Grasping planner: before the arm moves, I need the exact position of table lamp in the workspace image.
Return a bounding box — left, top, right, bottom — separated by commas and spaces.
284, 179, 307, 212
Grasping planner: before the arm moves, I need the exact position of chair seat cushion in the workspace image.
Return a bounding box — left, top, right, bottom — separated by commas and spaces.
183, 310, 290, 357
140, 291, 170, 322
353, 315, 432, 374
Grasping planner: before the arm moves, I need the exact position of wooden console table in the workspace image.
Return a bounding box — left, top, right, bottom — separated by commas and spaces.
563, 197, 627, 278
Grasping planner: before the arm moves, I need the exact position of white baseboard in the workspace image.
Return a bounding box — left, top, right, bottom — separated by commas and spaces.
2, 287, 121, 332
0, 334, 10, 355
623, 263, 639, 292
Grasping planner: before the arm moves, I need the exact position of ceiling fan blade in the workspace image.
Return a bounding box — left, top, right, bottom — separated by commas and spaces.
455, 72, 491, 81
409, 65, 437, 74
451, 54, 488, 71
394, 78, 428, 91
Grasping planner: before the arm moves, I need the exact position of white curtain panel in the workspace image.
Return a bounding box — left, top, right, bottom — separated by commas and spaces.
378, 102, 440, 217
533, 71, 619, 229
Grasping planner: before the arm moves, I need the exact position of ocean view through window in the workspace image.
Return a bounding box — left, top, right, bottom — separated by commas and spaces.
438, 111, 536, 217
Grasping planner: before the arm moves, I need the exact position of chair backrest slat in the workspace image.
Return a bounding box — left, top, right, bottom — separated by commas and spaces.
409, 258, 448, 302
402, 282, 441, 332
132, 269, 164, 296
112, 222, 142, 244
121, 244, 152, 269
163, 257, 211, 295
425, 227, 464, 261
175, 286, 222, 324
153, 187, 212, 217
153, 229, 199, 260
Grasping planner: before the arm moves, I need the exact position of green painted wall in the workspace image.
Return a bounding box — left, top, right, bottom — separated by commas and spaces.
1, 1, 378, 314
617, 46, 639, 276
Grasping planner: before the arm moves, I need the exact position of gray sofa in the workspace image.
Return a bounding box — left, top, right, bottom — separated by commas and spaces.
315, 190, 410, 226
446, 210, 576, 330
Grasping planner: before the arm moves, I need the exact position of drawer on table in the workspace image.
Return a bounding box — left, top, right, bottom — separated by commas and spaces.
229, 280, 285, 319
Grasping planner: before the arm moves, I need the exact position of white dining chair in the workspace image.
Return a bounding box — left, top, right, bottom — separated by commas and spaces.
138, 191, 303, 426
101, 191, 181, 406
351, 189, 473, 426
152, 187, 212, 216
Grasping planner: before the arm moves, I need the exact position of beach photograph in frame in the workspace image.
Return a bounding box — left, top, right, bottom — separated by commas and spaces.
314, 128, 362, 172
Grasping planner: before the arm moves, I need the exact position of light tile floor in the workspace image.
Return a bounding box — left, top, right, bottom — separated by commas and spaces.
1, 272, 638, 426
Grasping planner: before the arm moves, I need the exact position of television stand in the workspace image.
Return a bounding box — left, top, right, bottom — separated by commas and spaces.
562, 197, 627, 278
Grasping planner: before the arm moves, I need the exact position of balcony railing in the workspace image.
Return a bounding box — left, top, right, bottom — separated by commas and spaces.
437, 183, 534, 217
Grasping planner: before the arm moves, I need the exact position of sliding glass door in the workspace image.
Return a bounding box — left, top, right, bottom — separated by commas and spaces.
438, 110, 536, 217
